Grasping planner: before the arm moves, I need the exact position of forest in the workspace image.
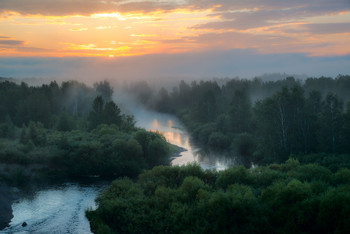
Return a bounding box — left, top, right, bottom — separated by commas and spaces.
87, 162, 350, 234
127, 75, 350, 167
0, 79, 171, 186
87, 75, 350, 234
1, 75, 350, 233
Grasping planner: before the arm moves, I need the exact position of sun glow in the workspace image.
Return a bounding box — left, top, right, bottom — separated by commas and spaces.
0, 7, 220, 57
0, 2, 349, 57
91, 12, 126, 20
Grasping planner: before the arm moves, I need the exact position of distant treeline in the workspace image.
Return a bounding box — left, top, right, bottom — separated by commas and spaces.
127, 75, 350, 164
0, 80, 113, 127
87, 162, 350, 234
0, 80, 170, 185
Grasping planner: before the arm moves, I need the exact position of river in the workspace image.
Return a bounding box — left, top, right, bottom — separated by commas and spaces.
1, 105, 236, 234
0, 182, 105, 234
130, 104, 237, 170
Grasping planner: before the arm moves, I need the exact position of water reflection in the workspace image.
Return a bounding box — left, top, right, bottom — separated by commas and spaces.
2, 183, 105, 234
128, 104, 237, 170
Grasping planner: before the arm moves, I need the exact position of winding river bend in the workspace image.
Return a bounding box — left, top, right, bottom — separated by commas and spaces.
131, 105, 237, 170
1, 106, 236, 234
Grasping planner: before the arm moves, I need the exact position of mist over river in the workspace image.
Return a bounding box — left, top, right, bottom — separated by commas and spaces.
128, 103, 237, 170
1, 104, 237, 234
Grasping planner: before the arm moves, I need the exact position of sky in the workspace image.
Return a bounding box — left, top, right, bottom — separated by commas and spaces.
1, 0, 350, 80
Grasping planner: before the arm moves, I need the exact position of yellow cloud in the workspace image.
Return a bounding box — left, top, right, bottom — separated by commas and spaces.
70, 27, 88, 31
91, 12, 126, 20
96, 26, 113, 30
1, 2, 349, 58
130, 34, 157, 37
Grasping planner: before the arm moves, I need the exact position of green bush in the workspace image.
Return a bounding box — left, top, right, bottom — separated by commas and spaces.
88, 162, 350, 233
208, 132, 230, 149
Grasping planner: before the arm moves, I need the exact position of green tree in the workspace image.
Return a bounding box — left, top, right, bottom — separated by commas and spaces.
121, 114, 135, 132
229, 90, 251, 134
0, 115, 15, 138
147, 135, 170, 166
57, 110, 74, 131
134, 130, 151, 158
26, 93, 51, 127
19, 124, 27, 144
103, 101, 122, 126
89, 96, 104, 129
305, 90, 322, 152
195, 90, 217, 122
156, 87, 171, 112
28, 121, 47, 145
340, 102, 350, 153
94, 80, 113, 102
233, 133, 256, 158
254, 88, 293, 161
318, 93, 343, 153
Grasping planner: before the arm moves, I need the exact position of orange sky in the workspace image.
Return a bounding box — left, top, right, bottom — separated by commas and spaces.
1, 0, 350, 58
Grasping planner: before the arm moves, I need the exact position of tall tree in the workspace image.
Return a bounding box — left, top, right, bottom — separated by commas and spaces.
340, 102, 350, 153
229, 90, 252, 134
195, 90, 217, 122
254, 87, 295, 161
94, 80, 113, 102
156, 88, 171, 112
89, 96, 104, 129
318, 93, 343, 153
103, 101, 122, 126
304, 90, 322, 152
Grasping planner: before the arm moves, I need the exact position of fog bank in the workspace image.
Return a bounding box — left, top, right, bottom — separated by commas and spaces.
1, 49, 349, 83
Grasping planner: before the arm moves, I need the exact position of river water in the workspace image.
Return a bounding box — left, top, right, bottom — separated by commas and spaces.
0, 183, 105, 234
1, 105, 236, 234
130, 104, 237, 170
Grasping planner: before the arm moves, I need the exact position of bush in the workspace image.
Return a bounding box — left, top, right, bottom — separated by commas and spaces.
216, 166, 253, 189
233, 133, 256, 157
88, 163, 350, 233
208, 132, 230, 149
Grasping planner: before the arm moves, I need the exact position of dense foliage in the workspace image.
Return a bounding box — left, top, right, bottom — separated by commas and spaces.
131, 75, 350, 164
2, 76, 350, 233
87, 162, 350, 234
0, 80, 171, 182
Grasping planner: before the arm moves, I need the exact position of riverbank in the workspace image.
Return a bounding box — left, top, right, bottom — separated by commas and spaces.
170, 144, 187, 158
1, 180, 107, 233
0, 162, 105, 231
0, 182, 14, 230
0, 163, 51, 230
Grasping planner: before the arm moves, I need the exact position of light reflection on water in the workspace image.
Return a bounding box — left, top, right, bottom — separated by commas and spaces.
0, 102, 238, 234
1, 183, 105, 234
130, 104, 237, 171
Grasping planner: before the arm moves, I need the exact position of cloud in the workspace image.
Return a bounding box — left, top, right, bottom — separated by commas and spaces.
1, 0, 349, 17
112, 1, 179, 13
69, 27, 88, 31
194, 9, 305, 30
0, 1, 349, 58
197, 0, 350, 13
0, 39, 24, 45
15, 46, 55, 52
193, 1, 350, 31
0, 37, 57, 56
185, 31, 298, 53
301, 23, 350, 34
0, 0, 180, 16
0, 0, 115, 16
